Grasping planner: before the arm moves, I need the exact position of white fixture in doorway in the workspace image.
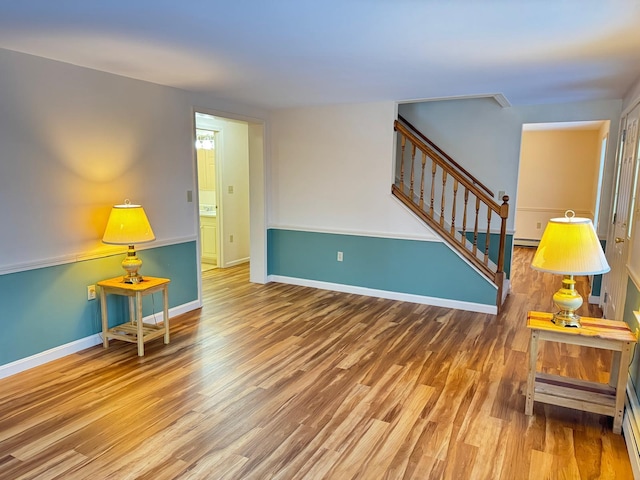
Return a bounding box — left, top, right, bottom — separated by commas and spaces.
195, 125, 220, 271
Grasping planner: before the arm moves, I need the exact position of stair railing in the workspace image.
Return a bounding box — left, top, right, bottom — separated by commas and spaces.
393, 116, 509, 311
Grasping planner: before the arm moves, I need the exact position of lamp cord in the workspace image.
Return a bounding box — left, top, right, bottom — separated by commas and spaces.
150, 293, 159, 325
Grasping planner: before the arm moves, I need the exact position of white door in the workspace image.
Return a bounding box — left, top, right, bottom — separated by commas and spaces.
603, 104, 640, 320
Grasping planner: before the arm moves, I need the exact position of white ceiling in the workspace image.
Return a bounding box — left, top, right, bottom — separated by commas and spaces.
1, 1, 640, 110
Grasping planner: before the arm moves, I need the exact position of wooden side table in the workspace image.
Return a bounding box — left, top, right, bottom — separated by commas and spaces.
98, 276, 171, 356
525, 311, 636, 434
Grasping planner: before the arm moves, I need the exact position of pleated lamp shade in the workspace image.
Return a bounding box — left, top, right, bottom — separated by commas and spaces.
531, 214, 610, 276
102, 201, 155, 245
102, 200, 155, 284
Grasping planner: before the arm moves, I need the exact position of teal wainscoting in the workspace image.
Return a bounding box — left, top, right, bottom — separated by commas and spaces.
591, 274, 603, 298
268, 229, 497, 305
0, 241, 198, 366
623, 277, 640, 400
591, 240, 606, 297
462, 232, 514, 279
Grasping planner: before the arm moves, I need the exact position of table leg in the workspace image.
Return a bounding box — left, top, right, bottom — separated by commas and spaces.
610, 351, 621, 388
613, 342, 632, 434
100, 288, 109, 349
128, 296, 135, 325
136, 292, 144, 357
525, 330, 539, 415
163, 285, 170, 344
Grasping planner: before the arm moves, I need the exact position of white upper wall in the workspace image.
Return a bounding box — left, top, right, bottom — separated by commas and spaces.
0, 48, 266, 270
269, 102, 439, 240
269, 98, 623, 240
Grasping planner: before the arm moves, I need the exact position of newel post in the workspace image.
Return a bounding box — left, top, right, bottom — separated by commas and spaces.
495, 195, 510, 313
497, 195, 510, 275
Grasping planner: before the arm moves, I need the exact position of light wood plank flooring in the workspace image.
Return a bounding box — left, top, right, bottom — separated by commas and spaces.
0, 247, 633, 479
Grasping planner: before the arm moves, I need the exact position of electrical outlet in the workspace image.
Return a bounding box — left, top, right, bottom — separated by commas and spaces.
337, 251, 343, 262
87, 285, 96, 301
536, 222, 541, 229
228, 185, 234, 194
230, 234, 234, 243
187, 190, 193, 202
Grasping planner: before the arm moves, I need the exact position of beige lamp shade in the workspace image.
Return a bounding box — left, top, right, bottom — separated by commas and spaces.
531, 213, 609, 276
102, 201, 155, 245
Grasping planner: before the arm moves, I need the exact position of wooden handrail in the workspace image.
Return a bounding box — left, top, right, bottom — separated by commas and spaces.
396, 115, 494, 198
393, 119, 510, 313
395, 121, 502, 214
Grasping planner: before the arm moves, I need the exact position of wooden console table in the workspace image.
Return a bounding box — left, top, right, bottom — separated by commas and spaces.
98, 276, 171, 357
525, 311, 636, 434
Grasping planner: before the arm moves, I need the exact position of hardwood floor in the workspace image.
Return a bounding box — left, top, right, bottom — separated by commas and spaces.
0, 247, 633, 479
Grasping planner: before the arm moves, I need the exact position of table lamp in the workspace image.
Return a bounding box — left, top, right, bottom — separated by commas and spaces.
531, 210, 610, 327
102, 199, 156, 284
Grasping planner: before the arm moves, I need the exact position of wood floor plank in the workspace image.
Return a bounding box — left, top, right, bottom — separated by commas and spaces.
357, 383, 434, 477
0, 248, 633, 479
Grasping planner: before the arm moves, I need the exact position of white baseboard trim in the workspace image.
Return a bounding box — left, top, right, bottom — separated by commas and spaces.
513, 239, 539, 247
138, 300, 201, 325
0, 334, 103, 381
624, 379, 640, 480
267, 275, 498, 315
0, 300, 202, 381
501, 279, 511, 304
224, 257, 250, 268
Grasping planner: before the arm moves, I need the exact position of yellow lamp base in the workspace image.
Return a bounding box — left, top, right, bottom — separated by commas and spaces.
551, 275, 583, 328
552, 311, 581, 328
122, 245, 144, 284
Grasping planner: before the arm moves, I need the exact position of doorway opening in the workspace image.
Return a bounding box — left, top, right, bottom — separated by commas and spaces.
515, 120, 610, 246
514, 120, 611, 306
194, 112, 251, 277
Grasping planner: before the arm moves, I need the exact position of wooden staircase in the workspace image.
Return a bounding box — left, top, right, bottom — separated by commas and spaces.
393, 115, 510, 312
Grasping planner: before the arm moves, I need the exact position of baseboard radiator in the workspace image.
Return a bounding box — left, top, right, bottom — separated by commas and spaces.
625, 379, 640, 479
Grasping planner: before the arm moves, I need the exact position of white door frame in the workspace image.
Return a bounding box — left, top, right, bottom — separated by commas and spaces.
191, 107, 267, 304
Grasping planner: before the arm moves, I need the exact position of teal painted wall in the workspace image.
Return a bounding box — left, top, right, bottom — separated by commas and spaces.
591, 240, 606, 297
462, 232, 513, 279
592, 274, 603, 297
268, 229, 497, 305
0, 242, 198, 366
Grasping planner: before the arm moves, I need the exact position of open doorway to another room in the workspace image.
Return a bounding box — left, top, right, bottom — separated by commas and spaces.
194, 112, 251, 276
514, 120, 611, 305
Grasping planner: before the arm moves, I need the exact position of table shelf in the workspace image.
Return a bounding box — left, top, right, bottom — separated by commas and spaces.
107, 322, 166, 344
533, 372, 616, 416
